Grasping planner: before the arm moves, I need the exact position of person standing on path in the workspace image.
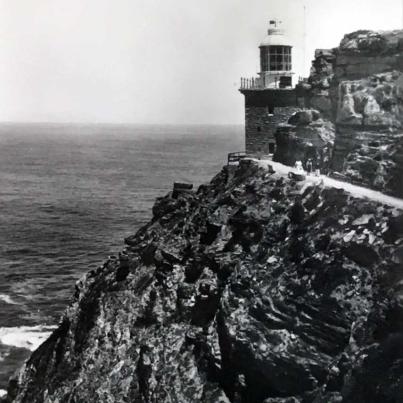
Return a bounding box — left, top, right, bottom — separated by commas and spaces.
306, 159, 313, 174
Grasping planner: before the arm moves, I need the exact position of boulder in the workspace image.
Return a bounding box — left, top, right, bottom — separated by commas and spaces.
274, 119, 335, 170
343, 242, 379, 267
337, 87, 363, 125
288, 110, 321, 126
152, 196, 179, 219
339, 30, 403, 55
339, 30, 387, 54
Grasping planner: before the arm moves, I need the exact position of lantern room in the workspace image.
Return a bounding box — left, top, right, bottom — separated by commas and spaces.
258, 20, 294, 89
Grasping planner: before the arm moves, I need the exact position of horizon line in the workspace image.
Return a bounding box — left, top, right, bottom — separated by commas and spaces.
0, 121, 244, 127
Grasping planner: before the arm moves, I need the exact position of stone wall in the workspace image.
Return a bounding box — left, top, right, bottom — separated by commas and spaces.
245, 106, 299, 156
241, 88, 299, 156
241, 88, 297, 107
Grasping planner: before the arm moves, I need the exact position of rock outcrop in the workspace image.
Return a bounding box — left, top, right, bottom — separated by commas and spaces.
273, 110, 335, 171
334, 71, 403, 196
288, 30, 403, 197
5, 160, 403, 403
304, 49, 337, 120
336, 30, 403, 79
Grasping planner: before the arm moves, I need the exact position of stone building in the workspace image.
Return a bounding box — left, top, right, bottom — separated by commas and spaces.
240, 20, 300, 156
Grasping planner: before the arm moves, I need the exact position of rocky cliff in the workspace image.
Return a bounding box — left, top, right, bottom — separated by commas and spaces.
5, 160, 403, 403
273, 110, 335, 172
275, 30, 403, 197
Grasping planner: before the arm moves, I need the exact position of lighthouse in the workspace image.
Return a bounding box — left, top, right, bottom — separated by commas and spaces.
240, 20, 299, 156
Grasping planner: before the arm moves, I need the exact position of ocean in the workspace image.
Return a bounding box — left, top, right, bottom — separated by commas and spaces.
0, 123, 244, 390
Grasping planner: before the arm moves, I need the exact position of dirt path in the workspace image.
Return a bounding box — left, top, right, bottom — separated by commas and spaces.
255, 159, 403, 210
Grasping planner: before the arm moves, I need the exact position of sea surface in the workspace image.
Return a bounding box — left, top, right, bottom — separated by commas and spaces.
0, 123, 244, 390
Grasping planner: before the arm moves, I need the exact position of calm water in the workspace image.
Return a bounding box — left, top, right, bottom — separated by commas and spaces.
0, 123, 243, 389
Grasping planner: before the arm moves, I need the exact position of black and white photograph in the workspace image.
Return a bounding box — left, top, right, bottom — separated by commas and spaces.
0, 0, 402, 402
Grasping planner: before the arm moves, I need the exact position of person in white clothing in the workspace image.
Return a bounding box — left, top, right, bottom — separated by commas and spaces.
294, 160, 304, 172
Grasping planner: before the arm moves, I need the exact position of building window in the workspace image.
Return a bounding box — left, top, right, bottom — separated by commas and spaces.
280, 76, 292, 88
267, 46, 292, 71
257, 126, 262, 132
261, 46, 292, 72
260, 47, 269, 72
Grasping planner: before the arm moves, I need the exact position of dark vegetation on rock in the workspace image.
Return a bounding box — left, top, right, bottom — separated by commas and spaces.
5, 160, 403, 403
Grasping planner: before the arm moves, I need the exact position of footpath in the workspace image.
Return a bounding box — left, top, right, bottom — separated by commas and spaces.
254, 159, 403, 211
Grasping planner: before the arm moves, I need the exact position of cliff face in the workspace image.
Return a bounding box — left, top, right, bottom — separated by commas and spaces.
275, 30, 403, 197
6, 160, 403, 403
334, 71, 403, 196
273, 110, 335, 171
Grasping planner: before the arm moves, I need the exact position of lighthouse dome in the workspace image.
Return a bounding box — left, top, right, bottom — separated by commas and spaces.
259, 27, 292, 47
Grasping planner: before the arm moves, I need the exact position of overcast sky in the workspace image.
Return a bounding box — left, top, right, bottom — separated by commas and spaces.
0, 0, 401, 124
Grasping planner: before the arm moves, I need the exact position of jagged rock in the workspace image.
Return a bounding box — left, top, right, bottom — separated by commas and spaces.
336, 72, 403, 129
274, 118, 334, 171
141, 242, 158, 265
5, 162, 403, 403
295, 29, 403, 196
200, 221, 222, 245
343, 242, 379, 267
337, 90, 363, 125
339, 30, 403, 55
383, 213, 403, 243
289, 199, 305, 224
151, 195, 179, 219
310, 94, 334, 118
115, 252, 130, 281
339, 30, 388, 53
308, 49, 336, 95
341, 334, 403, 402
160, 248, 181, 264
172, 182, 194, 199
288, 110, 320, 126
